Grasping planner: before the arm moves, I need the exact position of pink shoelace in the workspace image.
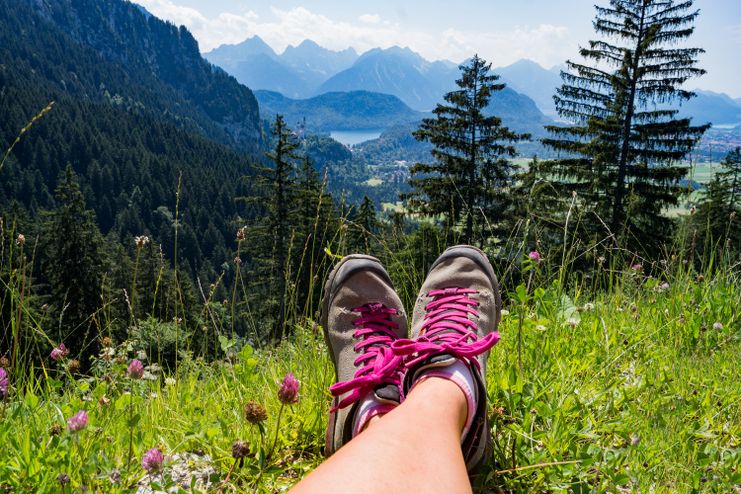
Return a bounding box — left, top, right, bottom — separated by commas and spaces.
392, 287, 499, 368
329, 303, 402, 411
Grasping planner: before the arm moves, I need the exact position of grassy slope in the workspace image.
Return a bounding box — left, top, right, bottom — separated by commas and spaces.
0, 266, 739, 493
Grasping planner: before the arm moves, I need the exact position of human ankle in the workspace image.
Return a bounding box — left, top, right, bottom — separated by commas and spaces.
408, 375, 469, 433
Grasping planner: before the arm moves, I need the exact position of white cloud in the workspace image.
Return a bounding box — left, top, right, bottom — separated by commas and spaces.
358, 14, 381, 24
131, 1, 573, 67
439, 24, 573, 68
132, 0, 258, 51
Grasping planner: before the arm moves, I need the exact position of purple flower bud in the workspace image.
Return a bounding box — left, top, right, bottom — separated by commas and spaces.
277, 372, 300, 405
67, 410, 88, 432
0, 367, 8, 399
50, 343, 69, 361
127, 359, 144, 379
141, 447, 165, 473
528, 251, 541, 263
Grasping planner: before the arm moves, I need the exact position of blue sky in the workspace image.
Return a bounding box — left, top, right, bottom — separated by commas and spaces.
131, 0, 741, 97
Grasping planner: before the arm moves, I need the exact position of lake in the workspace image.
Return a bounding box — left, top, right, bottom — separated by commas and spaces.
329, 129, 383, 146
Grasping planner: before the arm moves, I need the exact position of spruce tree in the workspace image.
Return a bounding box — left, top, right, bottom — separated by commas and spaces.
257, 115, 299, 341
541, 0, 709, 255
41, 165, 105, 367
292, 154, 337, 319
405, 54, 529, 246
694, 148, 740, 251
350, 196, 379, 253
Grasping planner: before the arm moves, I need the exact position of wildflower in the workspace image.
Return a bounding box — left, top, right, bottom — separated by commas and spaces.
244, 401, 268, 424
500, 309, 510, 316
583, 302, 595, 311
236, 226, 247, 241
696, 274, 705, 282
101, 336, 113, 348
657, 282, 670, 292
528, 250, 541, 263
231, 440, 250, 460
234, 256, 242, 265
567, 317, 579, 328
712, 322, 723, 330
597, 256, 606, 265
0, 367, 8, 398
127, 359, 144, 379
57, 473, 70, 486
631, 263, 643, 271
50, 343, 69, 361
98, 395, 111, 407
164, 377, 176, 386
134, 235, 150, 249
16, 233, 25, 246
67, 410, 88, 432
535, 324, 547, 332
277, 372, 300, 404
49, 424, 63, 436
0, 356, 8, 368
141, 448, 164, 474
67, 359, 80, 374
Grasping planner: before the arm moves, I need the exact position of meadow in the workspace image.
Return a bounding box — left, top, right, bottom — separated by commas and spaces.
1, 244, 738, 493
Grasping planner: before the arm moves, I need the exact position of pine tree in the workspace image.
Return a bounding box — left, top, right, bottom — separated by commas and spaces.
41, 165, 105, 367
405, 55, 529, 246
541, 0, 709, 255
694, 148, 741, 251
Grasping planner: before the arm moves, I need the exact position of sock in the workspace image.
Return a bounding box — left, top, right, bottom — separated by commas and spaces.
351, 393, 397, 437
413, 359, 478, 439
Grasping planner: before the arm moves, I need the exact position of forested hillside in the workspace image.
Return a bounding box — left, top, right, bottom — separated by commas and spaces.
0, 0, 265, 277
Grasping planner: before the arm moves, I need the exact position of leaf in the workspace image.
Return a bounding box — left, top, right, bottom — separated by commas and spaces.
516, 283, 529, 303
128, 413, 141, 427
239, 344, 254, 361
24, 392, 39, 409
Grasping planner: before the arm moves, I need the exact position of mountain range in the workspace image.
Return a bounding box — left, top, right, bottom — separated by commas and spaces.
206, 35, 741, 127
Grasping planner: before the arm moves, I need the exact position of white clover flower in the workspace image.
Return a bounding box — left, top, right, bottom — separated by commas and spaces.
500, 309, 510, 316
536, 324, 547, 332
165, 377, 176, 386
712, 322, 723, 330
583, 302, 595, 311
567, 318, 579, 328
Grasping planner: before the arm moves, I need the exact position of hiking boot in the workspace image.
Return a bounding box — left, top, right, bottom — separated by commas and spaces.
321, 254, 408, 456
392, 245, 501, 473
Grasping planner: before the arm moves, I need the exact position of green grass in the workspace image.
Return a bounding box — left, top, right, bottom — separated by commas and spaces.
1, 264, 738, 492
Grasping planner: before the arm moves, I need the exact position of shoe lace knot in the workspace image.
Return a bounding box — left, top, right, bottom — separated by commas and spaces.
329, 303, 402, 411
392, 287, 499, 368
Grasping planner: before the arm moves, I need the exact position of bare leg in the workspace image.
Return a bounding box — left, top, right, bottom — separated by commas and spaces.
290, 377, 471, 494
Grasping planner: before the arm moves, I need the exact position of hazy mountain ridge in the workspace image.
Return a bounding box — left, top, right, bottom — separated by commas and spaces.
317, 47, 458, 111
204, 36, 359, 98
254, 90, 423, 132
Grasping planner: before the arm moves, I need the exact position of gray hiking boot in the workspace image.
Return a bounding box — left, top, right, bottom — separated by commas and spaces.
321, 254, 408, 456
392, 245, 501, 473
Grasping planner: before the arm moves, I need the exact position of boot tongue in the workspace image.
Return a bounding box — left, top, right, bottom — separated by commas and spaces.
373, 383, 401, 403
